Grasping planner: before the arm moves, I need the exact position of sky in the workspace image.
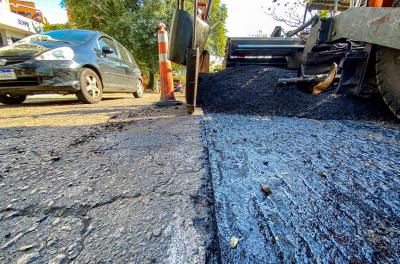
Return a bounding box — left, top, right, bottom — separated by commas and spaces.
221, 0, 303, 37
32, 0, 302, 36
221, 0, 273, 37
33, 0, 68, 24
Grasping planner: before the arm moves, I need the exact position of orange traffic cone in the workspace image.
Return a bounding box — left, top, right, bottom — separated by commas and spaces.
156, 23, 182, 107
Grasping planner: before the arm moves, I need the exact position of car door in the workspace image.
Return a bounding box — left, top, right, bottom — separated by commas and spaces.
97, 37, 125, 91
127, 49, 142, 91
115, 41, 140, 92
127, 49, 141, 81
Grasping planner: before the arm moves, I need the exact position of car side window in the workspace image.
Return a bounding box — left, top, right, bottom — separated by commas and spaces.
116, 42, 130, 62
123, 47, 133, 64
98, 37, 119, 59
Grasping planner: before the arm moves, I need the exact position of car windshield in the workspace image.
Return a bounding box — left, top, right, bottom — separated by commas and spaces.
18, 30, 94, 45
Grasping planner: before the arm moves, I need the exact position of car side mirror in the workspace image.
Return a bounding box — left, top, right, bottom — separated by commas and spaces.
102, 46, 114, 55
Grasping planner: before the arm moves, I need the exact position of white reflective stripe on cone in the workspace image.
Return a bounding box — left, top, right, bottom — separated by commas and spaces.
159, 53, 168, 62
158, 33, 168, 43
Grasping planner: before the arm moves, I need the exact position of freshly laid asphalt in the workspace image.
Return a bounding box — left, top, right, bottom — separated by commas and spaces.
197, 65, 397, 123
204, 114, 400, 263
199, 66, 400, 264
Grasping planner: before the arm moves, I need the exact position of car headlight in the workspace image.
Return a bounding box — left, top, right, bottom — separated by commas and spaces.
35, 47, 74, 61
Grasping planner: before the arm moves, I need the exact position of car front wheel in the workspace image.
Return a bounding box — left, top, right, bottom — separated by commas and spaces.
0, 95, 27, 105
76, 68, 103, 104
133, 80, 144, 98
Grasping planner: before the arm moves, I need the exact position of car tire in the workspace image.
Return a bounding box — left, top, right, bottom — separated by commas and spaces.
133, 80, 144, 98
0, 95, 27, 105
76, 68, 103, 104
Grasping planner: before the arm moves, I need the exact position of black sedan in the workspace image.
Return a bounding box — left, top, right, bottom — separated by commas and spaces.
0, 29, 144, 104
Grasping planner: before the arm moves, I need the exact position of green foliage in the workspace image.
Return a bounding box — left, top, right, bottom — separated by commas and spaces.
172, 64, 186, 80
318, 10, 330, 18
180, 0, 227, 57
209, 61, 223, 72
62, 0, 170, 89
206, 0, 228, 57
129, 0, 175, 74
44, 23, 74, 32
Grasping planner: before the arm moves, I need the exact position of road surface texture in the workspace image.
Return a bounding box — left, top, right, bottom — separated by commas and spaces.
198, 66, 400, 264
0, 94, 220, 263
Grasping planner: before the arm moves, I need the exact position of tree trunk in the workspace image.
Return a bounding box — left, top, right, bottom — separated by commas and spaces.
148, 71, 156, 92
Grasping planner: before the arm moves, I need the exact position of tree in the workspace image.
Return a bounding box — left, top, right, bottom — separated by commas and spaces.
129, 0, 175, 91
262, 0, 331, 33
44, 23, 74, 32
60, 0, 227, 89
205, 0, 228, 57
263, 0, 307, 29
61, 0, 172, 90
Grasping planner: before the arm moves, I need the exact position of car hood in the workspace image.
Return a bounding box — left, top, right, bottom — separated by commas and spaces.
0, 42, 70, 58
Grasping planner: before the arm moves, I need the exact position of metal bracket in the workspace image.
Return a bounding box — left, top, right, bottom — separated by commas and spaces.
336, 50, 369, 95
185, 48, 199, 114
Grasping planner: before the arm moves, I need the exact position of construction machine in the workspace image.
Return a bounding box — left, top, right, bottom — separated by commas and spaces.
224, 36, 306, 68
168, 0, 400, 118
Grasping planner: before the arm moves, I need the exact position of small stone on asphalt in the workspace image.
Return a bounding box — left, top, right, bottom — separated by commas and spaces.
16, 252, 40, 264
19, 244, 34, 251
152, 228, 162, 237
261, 184, 272, 196
230, 236, 239, 248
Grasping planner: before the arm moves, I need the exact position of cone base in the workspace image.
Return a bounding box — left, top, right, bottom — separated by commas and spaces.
155, 100, 183, 107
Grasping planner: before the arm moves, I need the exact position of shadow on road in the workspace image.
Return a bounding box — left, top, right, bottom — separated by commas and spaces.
0, 96, 131, 108
0, 93, 165, 128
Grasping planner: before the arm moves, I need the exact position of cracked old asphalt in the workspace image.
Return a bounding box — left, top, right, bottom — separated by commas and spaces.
0, 94, 220, 263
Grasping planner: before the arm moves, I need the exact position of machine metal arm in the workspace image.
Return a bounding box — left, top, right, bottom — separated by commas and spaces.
286, 15, 320, 38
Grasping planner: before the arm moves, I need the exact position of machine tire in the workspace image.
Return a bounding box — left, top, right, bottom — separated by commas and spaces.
376, 47, 400, 119
76, 68, 103, 104
0, 95, 26, 105
133, 80, 144, 98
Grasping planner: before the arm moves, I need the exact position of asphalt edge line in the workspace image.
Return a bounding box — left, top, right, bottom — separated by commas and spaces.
201, 113, 223, 264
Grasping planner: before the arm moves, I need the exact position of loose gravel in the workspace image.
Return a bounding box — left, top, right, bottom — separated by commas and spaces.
198, 66, 398, 123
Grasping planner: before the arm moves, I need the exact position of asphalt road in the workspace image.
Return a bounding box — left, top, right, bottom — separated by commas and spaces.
0, 93, 220, 263
2, 77, 400, 264
199, 66, 400, 264
205, 114, 400, 264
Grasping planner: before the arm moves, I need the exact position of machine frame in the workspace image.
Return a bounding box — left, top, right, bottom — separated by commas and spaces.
169, 0, 400, 117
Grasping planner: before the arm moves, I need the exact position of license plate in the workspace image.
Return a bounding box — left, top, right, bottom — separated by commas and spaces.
0, 69, 17, 80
